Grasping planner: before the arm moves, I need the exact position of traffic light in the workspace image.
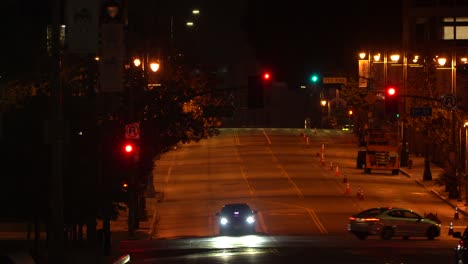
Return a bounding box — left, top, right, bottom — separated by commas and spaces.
385, 85, 399, 119
310, 74, 319, 83
124, 143, 134, 153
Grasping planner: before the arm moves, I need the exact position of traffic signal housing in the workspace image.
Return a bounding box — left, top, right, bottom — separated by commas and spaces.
385, 85, 399, 119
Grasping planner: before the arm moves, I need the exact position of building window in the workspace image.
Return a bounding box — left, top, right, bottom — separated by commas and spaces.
443, 17, 468, 40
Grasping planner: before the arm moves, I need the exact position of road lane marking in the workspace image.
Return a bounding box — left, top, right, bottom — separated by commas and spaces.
234, 129, 241, 146
266, 148, 304, 199
165, 167, 172, 183
164, 153, 176, 183
262, 128, 272, 145
258, 200, 328, 235
278, 165, 304, 198
240, 165, 255, 199
307, 209, 328, 234
257, 211, 269, 234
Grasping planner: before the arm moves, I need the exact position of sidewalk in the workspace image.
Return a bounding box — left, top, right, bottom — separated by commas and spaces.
399, 155, 468, 217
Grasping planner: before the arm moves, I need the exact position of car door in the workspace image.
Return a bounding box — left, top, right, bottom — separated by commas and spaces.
384, 210, 407, 236
400, 210, 426, 236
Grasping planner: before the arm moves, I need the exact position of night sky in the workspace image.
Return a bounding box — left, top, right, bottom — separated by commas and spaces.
243, 0, 403, 82
1, 0, 402, 83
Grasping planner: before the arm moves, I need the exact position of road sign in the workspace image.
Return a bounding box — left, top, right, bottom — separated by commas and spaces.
125, 122, 140, 139
441, 94, 457, 110
410, 107, 432, 117
323, 77, 347, 84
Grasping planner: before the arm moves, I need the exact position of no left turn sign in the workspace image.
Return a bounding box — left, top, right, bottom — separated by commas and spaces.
125, 122, 140, 139
441, 94, 457, 110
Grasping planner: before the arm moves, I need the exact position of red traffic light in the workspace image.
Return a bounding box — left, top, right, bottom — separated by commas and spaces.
386, 86, 397, 96
124, 144, 134, 153
263, 72, 271, 80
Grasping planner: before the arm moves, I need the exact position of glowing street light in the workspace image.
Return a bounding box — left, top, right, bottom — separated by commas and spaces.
133, 58, 141, 67
437, 57, 447, 66
186, 21, 194, 27
192, 9, 200, 15
150, 62, 160, 72
390, 54, 400, 62
373, 53, 381, 62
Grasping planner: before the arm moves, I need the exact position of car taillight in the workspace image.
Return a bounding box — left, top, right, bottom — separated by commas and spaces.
363, 217, 381, 222
349, 216, 356, 221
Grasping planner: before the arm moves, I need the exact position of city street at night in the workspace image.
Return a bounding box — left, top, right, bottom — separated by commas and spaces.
119, 128, 468, 263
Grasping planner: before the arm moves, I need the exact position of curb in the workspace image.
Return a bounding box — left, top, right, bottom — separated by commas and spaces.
400, 168, 468, 218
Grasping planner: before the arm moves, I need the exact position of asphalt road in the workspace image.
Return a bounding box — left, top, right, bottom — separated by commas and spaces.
123, 128, 468, 263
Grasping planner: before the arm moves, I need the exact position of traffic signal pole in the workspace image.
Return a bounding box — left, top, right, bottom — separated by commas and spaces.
49, 0, 65, 262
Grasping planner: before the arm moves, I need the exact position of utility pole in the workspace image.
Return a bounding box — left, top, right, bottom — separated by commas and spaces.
49, 0, 65, 263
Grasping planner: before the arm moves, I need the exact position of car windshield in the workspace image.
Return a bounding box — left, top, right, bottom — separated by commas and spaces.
221, 204, 252, 216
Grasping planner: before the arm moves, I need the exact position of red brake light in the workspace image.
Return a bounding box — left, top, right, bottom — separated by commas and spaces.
349, 216, 356, 221
459, 239, 465, 249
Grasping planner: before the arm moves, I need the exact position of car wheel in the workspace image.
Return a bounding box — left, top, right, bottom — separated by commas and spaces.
427, 226, 438, 240
381, 227, 394, 240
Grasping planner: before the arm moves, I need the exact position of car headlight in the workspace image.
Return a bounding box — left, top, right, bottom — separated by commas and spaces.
246, 216, 255, 224
220, 217, 228, 225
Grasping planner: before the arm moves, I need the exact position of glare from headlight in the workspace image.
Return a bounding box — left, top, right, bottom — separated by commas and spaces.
246, 216, 255, 224
220, 217, 228, 225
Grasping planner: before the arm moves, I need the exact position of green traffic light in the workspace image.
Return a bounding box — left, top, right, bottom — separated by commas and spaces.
311, 74, 319, 83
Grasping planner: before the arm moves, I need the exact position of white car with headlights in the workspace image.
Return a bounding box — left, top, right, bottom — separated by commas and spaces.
216, 203, 257, 235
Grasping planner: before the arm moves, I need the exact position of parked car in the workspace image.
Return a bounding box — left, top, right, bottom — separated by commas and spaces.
348, 207, 441, 240
452, 226, 468, 263
216, 203, 257, 235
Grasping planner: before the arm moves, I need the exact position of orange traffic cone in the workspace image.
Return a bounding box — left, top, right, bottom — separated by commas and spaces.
449, 221, 454, 235
335, 166, 340, 177
345, 183, 350, 195
321, 154, 326, 167
306, 136, 310, 147
330, 161, 334, 171
343, 174, 348, 183
314, 128, 317, 135
454, 207, 459, 220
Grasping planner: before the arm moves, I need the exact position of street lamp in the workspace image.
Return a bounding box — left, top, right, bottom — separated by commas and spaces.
133, 58, 141, 67
437, 57, 447, 67
150, 62, 160, 72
